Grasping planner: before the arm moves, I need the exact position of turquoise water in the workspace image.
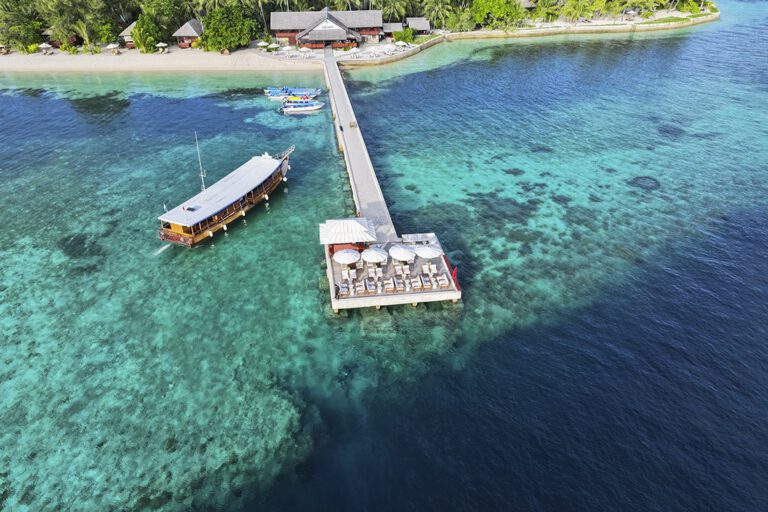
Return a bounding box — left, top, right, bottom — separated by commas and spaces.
2, 1, 768, 510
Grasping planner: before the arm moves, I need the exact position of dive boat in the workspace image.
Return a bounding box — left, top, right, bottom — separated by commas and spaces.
264, 86, 322, 100
280, 99, 325, 114
158, 143, 295, 247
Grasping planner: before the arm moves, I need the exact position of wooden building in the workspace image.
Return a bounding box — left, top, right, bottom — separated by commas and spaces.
119, 21, 136, 49
172, 19, 204, 48
271, 8, 382, 48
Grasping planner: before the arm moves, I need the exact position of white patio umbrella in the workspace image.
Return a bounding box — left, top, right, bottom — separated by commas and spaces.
268, 43, 280, 49
106, 43, 119, 49
39, 43, 52, 49
281, 45, 293, 51
333, 249, 361, 265
299, 47, 311, 52
389, 244, 416, 262
257, 41, 269, 47
156, 42, 168, 47
361, 247, 388, 264
394, 41, 408, 47
415, 245, 444, 260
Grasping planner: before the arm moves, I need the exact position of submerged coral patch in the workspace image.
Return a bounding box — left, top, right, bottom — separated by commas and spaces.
627, 176, 661, 191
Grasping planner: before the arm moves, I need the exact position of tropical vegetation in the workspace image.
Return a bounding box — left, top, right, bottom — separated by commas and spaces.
0, 0, 716, 52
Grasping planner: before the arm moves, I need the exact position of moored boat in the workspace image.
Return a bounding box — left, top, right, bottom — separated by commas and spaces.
264, 86, 322, 100
280, 99, 325, 114
158, 145, 295, 247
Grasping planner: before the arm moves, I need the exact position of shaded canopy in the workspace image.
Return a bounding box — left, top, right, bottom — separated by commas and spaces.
319, 218, 377, 245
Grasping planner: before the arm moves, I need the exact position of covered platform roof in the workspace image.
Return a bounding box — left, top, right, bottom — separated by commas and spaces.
382, 22, 404, 33
405, 17, 430, 31
159, 154, 282, 227
319, 218, 377, 245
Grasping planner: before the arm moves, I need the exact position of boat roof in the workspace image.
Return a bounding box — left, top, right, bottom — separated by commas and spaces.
159, 154, 281, 227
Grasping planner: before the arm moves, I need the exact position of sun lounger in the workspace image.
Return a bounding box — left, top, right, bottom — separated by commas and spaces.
350, 268, 357, 280
341, 269, 350, 281
421, 274, 433, 289
338, 283, 350, 298
366, 278, 377, 294
384, 277, 395, 293
355, 280, 365, 295
395, 277, 405, 291
437, 273, 450, 288
410, 276, 423, 291
429, 263, 438, 275
403, 265, 411, 276
422, 264, 430, 275
376, 267, 384, 279
394, 264, 403, 275
368, 266, 376, 279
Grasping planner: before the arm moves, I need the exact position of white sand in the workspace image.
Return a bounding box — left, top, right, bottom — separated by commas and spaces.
0, 46, 322, 72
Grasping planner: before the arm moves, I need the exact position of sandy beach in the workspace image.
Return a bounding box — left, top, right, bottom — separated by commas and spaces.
0, 46, 322, 72
0, 11, 718, 73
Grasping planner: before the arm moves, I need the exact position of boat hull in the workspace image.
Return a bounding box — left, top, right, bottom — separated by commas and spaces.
158, 156, 291, 248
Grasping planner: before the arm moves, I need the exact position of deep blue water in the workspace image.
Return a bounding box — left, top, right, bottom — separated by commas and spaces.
258, 211, 768, 511
251, 2, 768, 510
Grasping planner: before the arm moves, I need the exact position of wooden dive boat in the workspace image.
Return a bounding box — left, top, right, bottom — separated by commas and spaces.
158, 145, 295, 247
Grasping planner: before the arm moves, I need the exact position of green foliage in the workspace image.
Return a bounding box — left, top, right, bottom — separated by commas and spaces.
199, 5, 257, 52
383, 0, 407, 22
133, 12, 161, 53
471, 0, 526, 29
531, 0, 561, 22
0, 0, 44, 50
61, 42, 79, 54
678, 0, 701, 13
560, 0, 594, 21
25, 42, 39, 53
94, 21, 117, 44
423, 0, 452, 28
393, 27, 415, 42
141, 0, 185, 40
639, 16, 688, 23
446, 7, 476, 32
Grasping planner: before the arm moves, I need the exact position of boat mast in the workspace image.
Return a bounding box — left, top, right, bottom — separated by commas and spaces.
195, 131, 206, 192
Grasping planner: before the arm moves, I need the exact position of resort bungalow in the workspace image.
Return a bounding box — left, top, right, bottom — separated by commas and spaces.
173, 19, 204, 48
405, 17, 430, 34
119, 21, 136, 49
271, 8, 383, 48
382, 22, 403, 38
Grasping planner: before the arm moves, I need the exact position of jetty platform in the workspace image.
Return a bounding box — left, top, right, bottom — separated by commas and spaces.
321, 52, 462, 312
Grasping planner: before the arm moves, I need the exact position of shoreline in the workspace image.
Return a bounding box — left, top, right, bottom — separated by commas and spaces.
340, 11, 721, 67
0, 11, 719, 74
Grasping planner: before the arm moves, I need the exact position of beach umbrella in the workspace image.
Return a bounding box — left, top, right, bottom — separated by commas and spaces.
333, 249, 361, 265
415, 245, 444, 260
39, 43, 52, 49
156, 42, 168, 48
394, 41, 408, 47
106, 43, 119, 49
299, 47, 311, 52
361, 247, 388, 264
268, 43, 280, 49
281, 45, 293, 51
389, 244, 416, 262
257, 41, 269, 47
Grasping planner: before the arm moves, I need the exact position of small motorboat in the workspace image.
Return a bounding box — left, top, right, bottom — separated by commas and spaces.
264, 86, 322, 100
280, 99, 325, 114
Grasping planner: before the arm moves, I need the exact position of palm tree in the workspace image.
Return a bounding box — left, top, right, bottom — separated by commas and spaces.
383, 0, 406, 21
423, 0, 451, 28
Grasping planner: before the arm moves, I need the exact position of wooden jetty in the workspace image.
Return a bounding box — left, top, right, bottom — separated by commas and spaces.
321, 51, 462, 312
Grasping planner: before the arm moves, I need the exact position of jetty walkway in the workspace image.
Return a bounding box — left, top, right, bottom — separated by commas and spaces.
319, 51, 462, 312
322, 51, 397, 242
